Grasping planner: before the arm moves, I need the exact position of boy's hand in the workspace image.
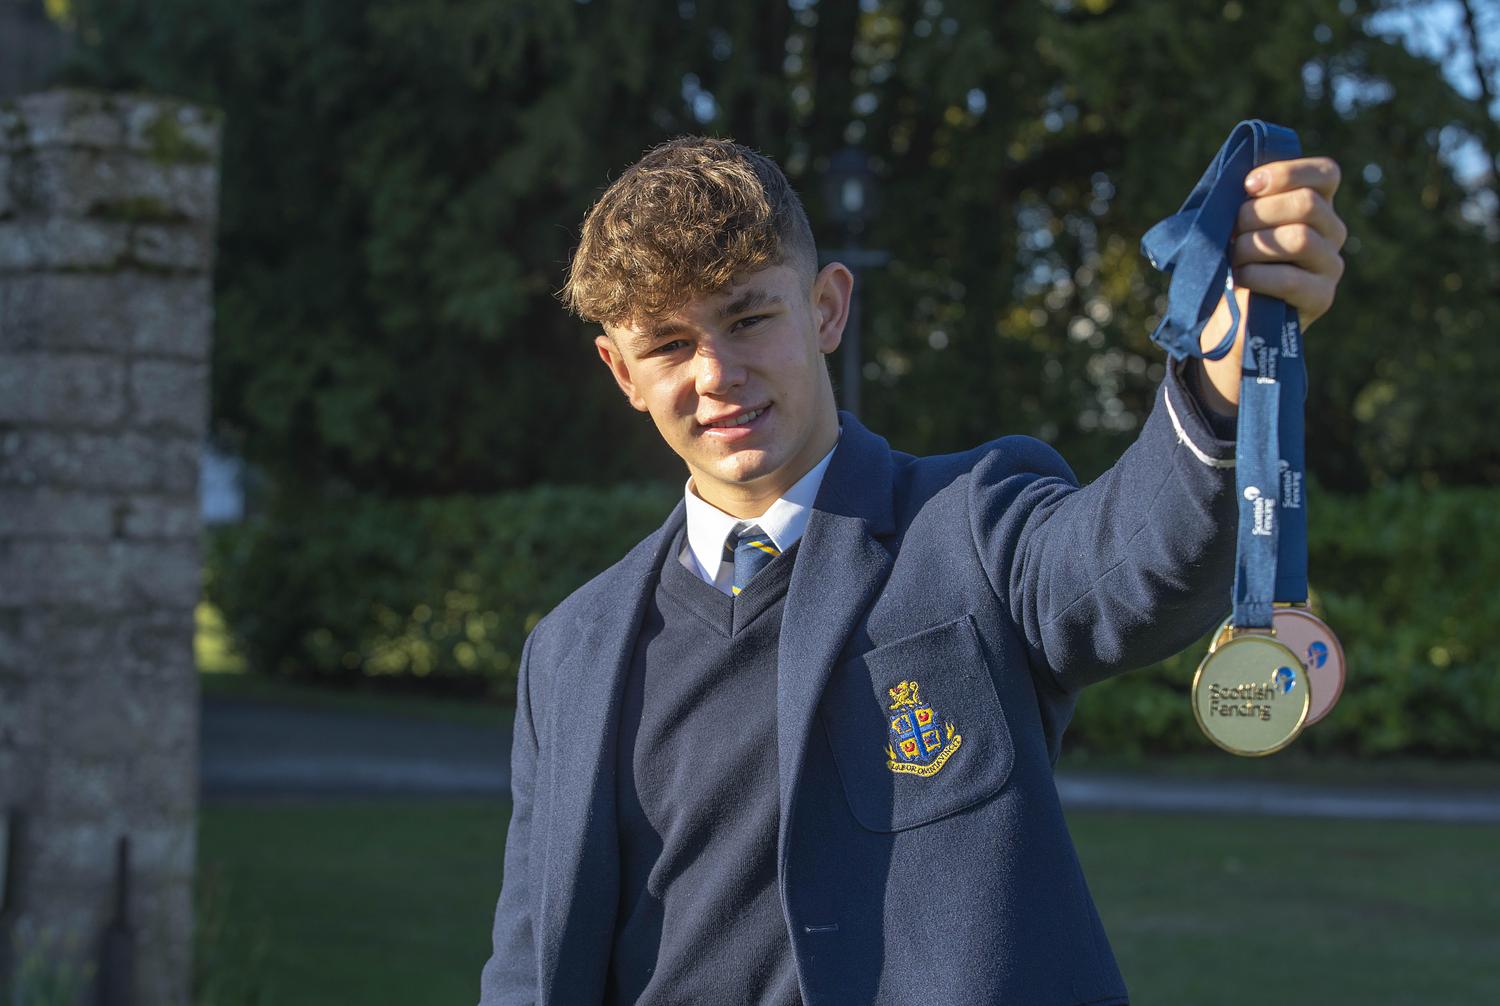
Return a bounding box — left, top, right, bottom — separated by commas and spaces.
1193, 156, 1347, 414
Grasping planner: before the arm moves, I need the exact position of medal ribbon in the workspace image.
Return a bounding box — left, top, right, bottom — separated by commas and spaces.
1141, 120, 1309, 629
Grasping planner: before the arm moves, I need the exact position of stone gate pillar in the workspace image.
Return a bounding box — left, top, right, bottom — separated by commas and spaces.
0, 89, 220, 1005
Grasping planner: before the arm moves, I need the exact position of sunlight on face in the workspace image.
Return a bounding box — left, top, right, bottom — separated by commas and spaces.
596, 263, 851, 517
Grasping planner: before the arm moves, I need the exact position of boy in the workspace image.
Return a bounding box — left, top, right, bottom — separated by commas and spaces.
478, 136, 1345, 1004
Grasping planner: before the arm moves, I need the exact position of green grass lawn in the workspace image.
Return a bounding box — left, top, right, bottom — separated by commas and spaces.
196, 800, 509, 1005
1072, 811, 1500, 1004
1057, 747, 1500, 792
197, 800, 1500, 1005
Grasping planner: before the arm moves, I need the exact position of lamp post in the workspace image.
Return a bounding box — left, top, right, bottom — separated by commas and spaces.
822, 146, 889, 418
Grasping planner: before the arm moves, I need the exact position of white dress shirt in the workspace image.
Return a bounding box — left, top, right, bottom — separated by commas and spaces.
679, 441, 839, 595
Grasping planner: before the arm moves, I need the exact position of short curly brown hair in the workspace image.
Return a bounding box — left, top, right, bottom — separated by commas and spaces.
560, 136, 817, 327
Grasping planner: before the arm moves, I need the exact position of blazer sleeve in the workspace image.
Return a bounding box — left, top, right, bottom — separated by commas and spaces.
477, 630, 540, 1005
968, 361, 1240, 691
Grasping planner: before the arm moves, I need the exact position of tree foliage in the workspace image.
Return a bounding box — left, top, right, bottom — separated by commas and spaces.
60, 0, 1498, 495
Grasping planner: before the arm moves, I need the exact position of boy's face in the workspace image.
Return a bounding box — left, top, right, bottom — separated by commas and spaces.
596, 262, 852, 518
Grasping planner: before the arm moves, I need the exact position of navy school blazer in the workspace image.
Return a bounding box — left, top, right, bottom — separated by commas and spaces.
478, 367, 1238, 1005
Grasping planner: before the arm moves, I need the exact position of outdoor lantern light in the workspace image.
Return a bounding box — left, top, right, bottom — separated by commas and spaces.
824, 146, 878, 237
819, 145, 888, 418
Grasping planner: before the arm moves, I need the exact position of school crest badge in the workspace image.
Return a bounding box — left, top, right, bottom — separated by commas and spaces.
885, 679, 962, 777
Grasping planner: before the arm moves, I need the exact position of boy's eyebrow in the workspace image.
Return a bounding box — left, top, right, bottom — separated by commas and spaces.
630, 288, 785, 350
629, 321, 687, 352
716, 288, 783, 319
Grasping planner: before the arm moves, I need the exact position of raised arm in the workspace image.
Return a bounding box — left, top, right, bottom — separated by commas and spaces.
971, 154, 1346, 690
968, 364, 1239, 690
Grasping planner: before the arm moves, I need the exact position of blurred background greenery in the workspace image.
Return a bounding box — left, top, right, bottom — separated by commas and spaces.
54, 0, 1497, 756
17, 0, 1499, 1001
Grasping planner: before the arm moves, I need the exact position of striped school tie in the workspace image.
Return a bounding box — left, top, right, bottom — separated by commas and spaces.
726, 524, 781, 596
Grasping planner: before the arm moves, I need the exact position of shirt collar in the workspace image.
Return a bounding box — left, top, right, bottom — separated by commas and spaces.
681, 438, 839, 580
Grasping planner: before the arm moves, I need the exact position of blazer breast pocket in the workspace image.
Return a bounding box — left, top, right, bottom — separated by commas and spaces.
819, 614, 1015, 832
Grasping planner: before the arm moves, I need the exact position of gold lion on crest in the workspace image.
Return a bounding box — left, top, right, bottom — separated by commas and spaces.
888, 679, 921, 710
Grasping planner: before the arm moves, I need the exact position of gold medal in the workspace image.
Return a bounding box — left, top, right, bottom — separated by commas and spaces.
1211, 605, 1345, 726
1192, 631, 1310, 756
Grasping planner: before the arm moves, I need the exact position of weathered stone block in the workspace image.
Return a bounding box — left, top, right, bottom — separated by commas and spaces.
4, 147, 99, 216
123, 820, 196, 880
0, 273, 114, 351
45, 672, 191, 763
0, 487, 114, 538
0, 746, 42, 807
5, 90, 125, 150
128, 275, 214, 357
128, 358, 209, 435
7, 147, 218, 222
119, 493, 201, 539
0, 272, 212, 357
125, 538, 203, 609
0, 607, 109, 673
0, 541, 128, 609
0, 154, 12, 219
125, 610, 197, 682
133, 670, 199, 750
0, 539, 198, 610
0, 606, 195, 682
130, 751, 198, 817
129, 223, 214, 272
0, 607, 21, 672
0, 218, 131, 271
37, 753, 129, 822
124, 99, 220, 165
0, 103, 23, 153
0, 671, 44, 749
6, 146, 102, 216
0, 428, 199, 494
0, 351, 126, 427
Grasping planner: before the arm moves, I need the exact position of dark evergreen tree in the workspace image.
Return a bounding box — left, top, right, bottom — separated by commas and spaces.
45, 0, 1500, 697
59, 0, 1499, 494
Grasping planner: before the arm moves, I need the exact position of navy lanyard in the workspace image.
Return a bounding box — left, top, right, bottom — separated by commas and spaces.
1141, 120, 1309, 629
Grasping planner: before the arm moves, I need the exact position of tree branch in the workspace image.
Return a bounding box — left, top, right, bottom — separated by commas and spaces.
1458, 0, 1500, 187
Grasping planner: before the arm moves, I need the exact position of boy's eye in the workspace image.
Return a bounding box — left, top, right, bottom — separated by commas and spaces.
732, 314, 768, 332
651, 339, 689, 355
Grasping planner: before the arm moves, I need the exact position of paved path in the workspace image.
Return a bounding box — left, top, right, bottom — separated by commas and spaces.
201, 697, 512, 797
201, 697, 1500, 823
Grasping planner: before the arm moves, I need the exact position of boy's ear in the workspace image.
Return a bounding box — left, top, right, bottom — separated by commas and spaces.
596, 332, 649, 412
812, 263, 853, 354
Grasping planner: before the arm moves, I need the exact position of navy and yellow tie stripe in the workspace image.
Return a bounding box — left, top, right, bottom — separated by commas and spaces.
727, 525, 781, 595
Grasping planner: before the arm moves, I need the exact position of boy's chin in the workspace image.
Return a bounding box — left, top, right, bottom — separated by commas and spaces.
697, 451, 778, 487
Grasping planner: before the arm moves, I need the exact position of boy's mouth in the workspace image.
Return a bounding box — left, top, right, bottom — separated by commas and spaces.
700, 404, 770, 430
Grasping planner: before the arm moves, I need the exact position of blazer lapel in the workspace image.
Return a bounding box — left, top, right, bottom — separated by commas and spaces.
538, 501, 685, 1003
776, 412, 896, 860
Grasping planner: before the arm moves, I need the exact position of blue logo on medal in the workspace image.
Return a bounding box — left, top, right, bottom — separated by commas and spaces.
1273, 666, 1297, 694
885, 679, 962, 777
1306, 641, 1328, 669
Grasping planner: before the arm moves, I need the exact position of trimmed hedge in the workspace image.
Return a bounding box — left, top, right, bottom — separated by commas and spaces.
205, 484, 679, 701
208, 483, 1500, 754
